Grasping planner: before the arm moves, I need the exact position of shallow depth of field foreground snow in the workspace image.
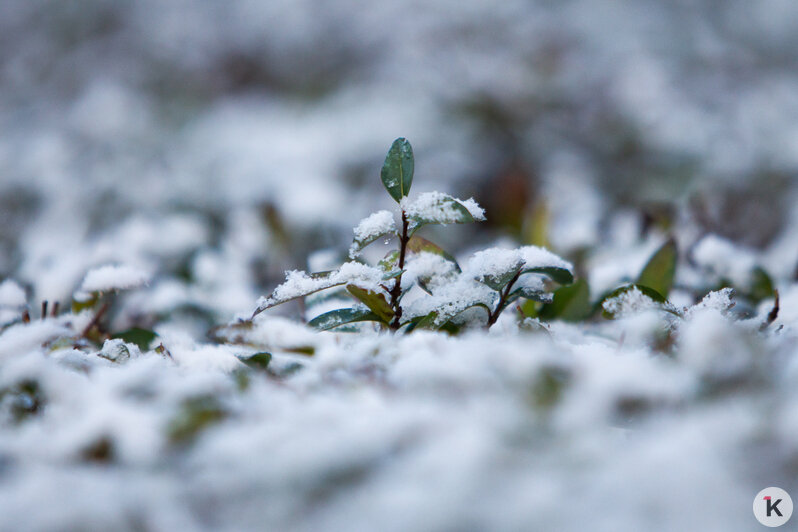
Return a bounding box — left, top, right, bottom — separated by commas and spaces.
0, 284, 795, 530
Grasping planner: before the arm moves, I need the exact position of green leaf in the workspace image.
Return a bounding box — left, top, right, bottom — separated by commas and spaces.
636, 238, 677, 298
72, 292, 100, 313
241, 352, 272, 370
381, 138, 414, 202
350, 228, 396, 257
378, 250, 400, 272
504, 286, 553, 311
748, 266, 774, 304
402, 312, 438, 332
406, 236, 461, 272
111, 328, 158, 351
538, 278, 591, 322
478, 264, 523, 291
345, 285, 394, 323
521, 266, 574, 286
308, 307, 384, 331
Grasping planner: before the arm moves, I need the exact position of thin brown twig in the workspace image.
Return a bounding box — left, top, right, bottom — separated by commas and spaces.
487, 270, 522, 328
80, 302, 110, 339
389, 211, 410, 329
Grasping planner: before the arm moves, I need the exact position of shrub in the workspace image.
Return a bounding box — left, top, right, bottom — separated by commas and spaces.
252, 138, 574, 332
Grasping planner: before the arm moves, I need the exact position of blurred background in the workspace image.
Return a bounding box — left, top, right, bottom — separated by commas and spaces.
1, 0, 797, 328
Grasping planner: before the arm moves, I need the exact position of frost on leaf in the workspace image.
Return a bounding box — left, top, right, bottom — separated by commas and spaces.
401, 192, 485, 232
254, 261, 385, 315
349, 210, 396, 258
80, 265, 150, 293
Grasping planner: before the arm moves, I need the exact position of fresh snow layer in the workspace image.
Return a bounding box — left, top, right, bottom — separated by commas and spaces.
349, 210, 396, 258
0, 289, 796, 531
80, 265, 151, 293
0, 280, 27, 308
401, 192, 486, 227
466, 246, 573, 280
256, 261, 386, 311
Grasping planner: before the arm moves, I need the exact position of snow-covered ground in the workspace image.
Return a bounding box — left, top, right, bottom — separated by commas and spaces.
1, 1, 798, 530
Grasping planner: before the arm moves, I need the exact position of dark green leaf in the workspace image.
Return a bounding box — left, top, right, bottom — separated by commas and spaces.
308, 307, 384, 331
521, 266, 574, 286
402, 312, 438, 332
478, 265, 523, 291
636, 238, 677, 298
111, 328, 158, 351
345, 285, 394, 323
748, 266, 774, 304
538, 278, 591, 322
504, 286, 553, 311
351, 228, 396, 257
381, 138, 414, 202
242, 352, 272, 370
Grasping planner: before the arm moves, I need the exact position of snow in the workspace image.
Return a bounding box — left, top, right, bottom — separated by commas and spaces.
0, 280, 27, 308
401, 192, 486, 228
256, 261, 386, 311
349, 210, 396, 258
465, 245, 573, 280
80, 265, 151, 293
692, 235, 758, 288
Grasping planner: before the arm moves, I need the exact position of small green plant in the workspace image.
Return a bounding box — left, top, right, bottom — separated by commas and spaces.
252, 138, 574, 332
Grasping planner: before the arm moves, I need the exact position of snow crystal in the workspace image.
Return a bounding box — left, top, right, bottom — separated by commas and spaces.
80, 265, 150, 293
0, 280, 27, 308
349, 210, 396, 258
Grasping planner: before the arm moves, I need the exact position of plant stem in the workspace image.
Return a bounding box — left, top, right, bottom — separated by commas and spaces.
389, 211, 410, 329
487, 270, 521, 328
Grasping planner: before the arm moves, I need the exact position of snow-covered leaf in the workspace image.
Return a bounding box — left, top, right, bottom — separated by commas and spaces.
254, 262, 385, 315
406, 236, 461, 271
349, 210, 397, 258
600, 284, 678, 319
80, 264, 150, 293
402, 192, 485, 233
308, 307, 383, 331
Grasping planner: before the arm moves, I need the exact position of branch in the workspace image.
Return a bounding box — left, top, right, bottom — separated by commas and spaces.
389, 211, 409, 329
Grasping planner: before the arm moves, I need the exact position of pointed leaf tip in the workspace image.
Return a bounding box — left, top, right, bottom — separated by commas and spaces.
381, 138, 414, 203
637, 238, 677, 298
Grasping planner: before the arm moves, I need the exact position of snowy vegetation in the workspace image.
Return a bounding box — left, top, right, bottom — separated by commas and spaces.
1, 2, 798, 530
